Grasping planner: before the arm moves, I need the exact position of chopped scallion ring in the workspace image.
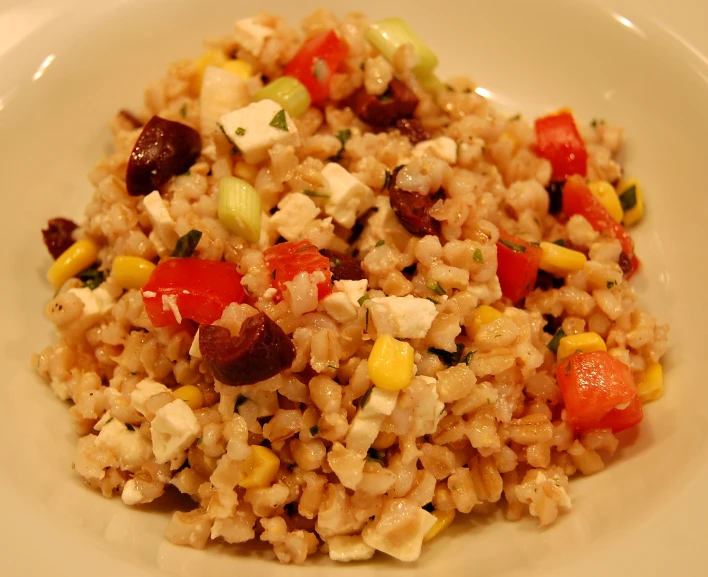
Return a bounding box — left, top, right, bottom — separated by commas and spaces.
365, 18, 439, 74
217, 176, 262, 243
253, 76, 311, 118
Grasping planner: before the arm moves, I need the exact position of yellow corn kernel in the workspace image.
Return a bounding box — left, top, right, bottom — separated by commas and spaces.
368, 334, 415, 391
588, 180, 623, 223
47, 239, 99, 289
222, 59, 254, 80
233, 160, 259, 184
111, 256, 156, 290
238, 445, 281, 489
617, 178, 644, 226
637, 362, 663, 403
424, 509, 456, 542
470, 305, 502, 336
557, 331, 607, 359
173, 385, 204, 410
539, 241, 587, 276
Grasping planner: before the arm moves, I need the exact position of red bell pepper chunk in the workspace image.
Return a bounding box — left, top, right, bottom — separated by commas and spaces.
142, 259, 246, 328
283, 30, 348, 103
496, 229, 543, 303
562, 175, 640, 277
264, 240, 332, 300
535, 112, 588, 181
556, 351, 643, 433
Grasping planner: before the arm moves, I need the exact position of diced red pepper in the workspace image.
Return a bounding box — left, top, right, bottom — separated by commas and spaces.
535, 112, 588, 181
264, 240, 332, 300
283, 30, 348, 103
142, 259, 245, 328
556, 351, 643, 433
562, 175, 640, 277
496, 229, 543, 303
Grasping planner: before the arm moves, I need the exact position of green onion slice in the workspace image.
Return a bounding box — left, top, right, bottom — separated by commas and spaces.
253, 76, 311, 118
364, 18, 439, 74
218, 176, 262, 243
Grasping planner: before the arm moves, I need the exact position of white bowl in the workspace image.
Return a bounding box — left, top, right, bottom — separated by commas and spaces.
1, 0, 707, 575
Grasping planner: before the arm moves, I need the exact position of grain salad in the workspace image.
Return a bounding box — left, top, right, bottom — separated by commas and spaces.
34, 10, 669, 565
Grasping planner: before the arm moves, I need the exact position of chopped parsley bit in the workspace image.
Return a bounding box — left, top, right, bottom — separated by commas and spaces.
365, 448, 386, 466
218, 123, 227, 136
235, 127, 246, 136
271, 269, 277, 279
530, 241, 541, 247
473, 248, 484, 263
357, 293, 370, 306
375, 240, 385, 247
444, 83, 454, 92
428, 343, 465, 368
553, 238, 568, 247
487, 398, 492, 404
509, 113, 521, 121
461, 350, 475, 365
382, 169, 392, 192
365, 308, 370, 330
547, 327, 566, 354
590, 118, 605, 128
360, 386, 374, 409
105, 417, 113, 425
309, 425, 319, 436
426, 280, 446, 296
302, 189, 330, 199
499, 238, 527, 253
426, 297, 440, 305
171, 229, 202, 258
269, 109, 289, 131
619, 185, 637, 211
607, 280, 617, 289
296, 244, 316, 253
332, 256, 342, 267
125, 423, 135, 431
235, 395, 249, 411
327, 365, 340, 371
196, 437, 203, 445
180, 103, 187, 118
77, 266, 106, 290
328, 128, 352, 162
564, 360, 572, 375
231, 145, 239, 155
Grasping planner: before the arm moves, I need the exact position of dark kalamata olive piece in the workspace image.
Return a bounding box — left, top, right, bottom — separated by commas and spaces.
42, 217, 78, 259
395, 118, 430, 144
319, 249, 365, 281
618, 252, 633, 277
348, 79, 419, 128
389, 186, 440, 237
126, 116, 201, 196
545, 181, 565, 215
200, 312, 296, 386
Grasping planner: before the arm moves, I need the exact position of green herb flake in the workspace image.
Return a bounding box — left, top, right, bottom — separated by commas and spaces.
365, 308, 369, 331
564, 360, 572, 375
360, 386, 374, 409
302, 189, 330, 199
296, 244, 316, 253
426, 297, 439, 305
327, 365, 340, 371
332, 257, 342, 267
125, 423, 135, 431
509, 113, 521, 121
196, 437, 203, 445
461, 350, 475, 365
269, 109, 289, 131
590, 118, 605, 128
619, 185, 637, 211
271, 269, 277, 279
365, 448, 386, 466
235, 127, 246, 136
375, 240, 385, 247
105, 417, 113, 425
171, 229, 202, 258
309, 425, 319, 436
235, 395, 249, 411
77, 266, 106, 290
553, 238, 568, 247
499, 238, 527, 253
428, 343, 465, 368
180, 103, 187, 118
357, 293, 370, 306
547, 327, 566, 354
473, 248, 484, 263
607, 280, 617, 289
426, 280, 446, 296
230, 145, 239, 155
328, 128, 352, 162
382, 169, 392, 192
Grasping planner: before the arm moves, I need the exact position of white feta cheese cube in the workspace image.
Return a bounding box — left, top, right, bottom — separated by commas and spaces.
466, 276, 502, 305
189, 329, 201, 358
67, 286, 114, 320
345, 413, 384, 453
121, 479, 144, 506
362, 387, 399, 417
362, 501, 436, 562
233, 18, 273, 57
95, 419, 152, 470
328, 535, 375, 562
130, 378, 171, 416
262, 287, 277, 299
269, 192, 320, 241
369, 295, 438, 339
322, 292, 357, 323
151, 399, 200, 464
408, 376, 445, 436
413, 136, 458, 164
143, 190, 175, 228
322, 163, 376, 228
219, 99, 300, 164
334, 279, 368, 307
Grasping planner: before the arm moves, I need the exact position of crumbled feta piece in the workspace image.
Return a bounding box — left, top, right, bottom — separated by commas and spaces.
269, 192, 320, 241
67, 286, 114, 320
345, 388, 399, 453
466, 276, 502, 305
362, 387, 399, 417
408, 376, 445, 436
151, 399, 200, 464
189, 329, 201, 358
323, 292, 357, 323
162, 294, 182, 323
369, 295, 438, 339
333, 279, 368, 307
219, 99, 300, 164
413, 136, 458, 164
322, 163, 376, 228
263, 287, 277, 299
95, 418, 152, 470
328, 535, 375, 562
143, 190, 175, 228
362, 499, 436, 562
233, 17, 273, 57
130, 378, 171, 416
121, 479, 144, 506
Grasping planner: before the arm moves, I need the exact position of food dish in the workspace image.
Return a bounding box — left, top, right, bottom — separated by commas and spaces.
2, 0, 708, 575
32, 9, 668, 565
